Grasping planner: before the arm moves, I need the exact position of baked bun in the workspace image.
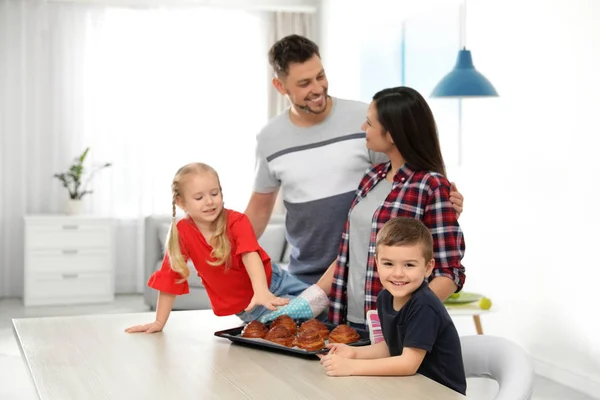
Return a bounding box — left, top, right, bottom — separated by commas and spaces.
328, 325, 360, 344
264, 325, 295, 347
298, 319, 330, 339
270, 315, 297, 335
241, 320, 268, 339
293, 328, 326, 351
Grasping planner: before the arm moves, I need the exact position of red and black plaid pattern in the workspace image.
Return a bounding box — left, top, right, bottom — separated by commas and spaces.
329, 162, 466, 324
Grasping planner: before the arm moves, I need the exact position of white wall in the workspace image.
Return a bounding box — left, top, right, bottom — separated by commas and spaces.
319, 0, 600, 397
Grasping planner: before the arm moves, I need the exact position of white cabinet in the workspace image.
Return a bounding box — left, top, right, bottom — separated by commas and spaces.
24, 215, 114, 306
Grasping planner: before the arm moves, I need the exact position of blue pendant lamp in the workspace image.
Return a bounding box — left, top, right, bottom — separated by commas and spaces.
431, 1, 498, 98
431, 48, 498, 97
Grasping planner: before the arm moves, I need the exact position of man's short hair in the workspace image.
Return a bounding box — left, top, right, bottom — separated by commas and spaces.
268, 34, 320, 78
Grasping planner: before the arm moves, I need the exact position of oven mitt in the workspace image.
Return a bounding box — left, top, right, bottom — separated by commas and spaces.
259, 284, 329, 323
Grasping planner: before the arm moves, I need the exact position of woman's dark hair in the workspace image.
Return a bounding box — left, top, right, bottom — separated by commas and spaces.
373, 87, 446, 177
268, 34, 320, 78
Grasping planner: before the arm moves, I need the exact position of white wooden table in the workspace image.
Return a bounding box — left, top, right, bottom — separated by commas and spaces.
12, 310, 467, 400
445, 303, 493, 335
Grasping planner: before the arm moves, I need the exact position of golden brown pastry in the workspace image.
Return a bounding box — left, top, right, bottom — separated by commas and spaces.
328, 325, 360, 344
298, 319, 330, 339
241, 320, 268, 339
264, 325, 295, 347
293, 328, 326, 351
270, 315, 297, 335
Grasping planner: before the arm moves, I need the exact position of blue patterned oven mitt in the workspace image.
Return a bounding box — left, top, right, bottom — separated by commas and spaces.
258, 285, 329, 323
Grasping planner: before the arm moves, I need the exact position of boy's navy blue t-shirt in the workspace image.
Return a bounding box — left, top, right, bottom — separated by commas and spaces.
377, 282, 467, 395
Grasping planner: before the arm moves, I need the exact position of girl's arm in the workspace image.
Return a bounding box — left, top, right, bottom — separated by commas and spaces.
125, 291, 175, 333
241, 251, 289, 311
242, 251, 270, 294
154, 291, 176, 327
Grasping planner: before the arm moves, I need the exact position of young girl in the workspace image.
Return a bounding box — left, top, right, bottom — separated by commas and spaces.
125, 162, 312, 334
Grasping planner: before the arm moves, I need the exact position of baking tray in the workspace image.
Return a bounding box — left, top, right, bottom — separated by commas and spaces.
214, 320, 371, 358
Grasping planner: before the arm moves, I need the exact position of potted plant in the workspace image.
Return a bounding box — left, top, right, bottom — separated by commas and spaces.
53, 147, 112, 215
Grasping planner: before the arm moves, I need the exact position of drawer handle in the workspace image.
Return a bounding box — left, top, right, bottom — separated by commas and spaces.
62, 225, 79, 230
62, 273, 78, 279
62, 249, 79, 255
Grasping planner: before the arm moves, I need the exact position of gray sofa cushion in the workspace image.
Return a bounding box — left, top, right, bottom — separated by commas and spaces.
258, 223, 286, 261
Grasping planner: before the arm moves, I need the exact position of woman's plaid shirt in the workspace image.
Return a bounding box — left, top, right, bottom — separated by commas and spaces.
329, 162, 466, 324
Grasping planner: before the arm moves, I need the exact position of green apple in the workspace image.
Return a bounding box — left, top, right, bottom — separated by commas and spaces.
479, 297, 492, 310
449, 292, 461, 299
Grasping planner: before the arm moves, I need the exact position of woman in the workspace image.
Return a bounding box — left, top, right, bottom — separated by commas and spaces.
321, 86, 466, 329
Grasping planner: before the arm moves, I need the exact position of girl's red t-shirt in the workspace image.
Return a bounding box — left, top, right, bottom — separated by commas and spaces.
147, 209, 272, 316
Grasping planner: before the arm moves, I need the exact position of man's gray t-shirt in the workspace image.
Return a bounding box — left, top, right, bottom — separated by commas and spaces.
347, 178, 393, 324
253, 97, 387, 283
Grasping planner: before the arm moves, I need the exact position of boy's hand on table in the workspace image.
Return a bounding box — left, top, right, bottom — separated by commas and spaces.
321, 343, 357, 359
317, 352, 356, 377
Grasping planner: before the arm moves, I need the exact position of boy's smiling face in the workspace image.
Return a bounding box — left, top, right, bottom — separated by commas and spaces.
376, 243, 435, 310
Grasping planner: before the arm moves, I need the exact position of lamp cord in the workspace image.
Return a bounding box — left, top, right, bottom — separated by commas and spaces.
461, 0, 467, 49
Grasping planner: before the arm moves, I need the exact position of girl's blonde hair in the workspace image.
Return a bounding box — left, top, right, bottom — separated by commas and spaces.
167, 162, 231, 281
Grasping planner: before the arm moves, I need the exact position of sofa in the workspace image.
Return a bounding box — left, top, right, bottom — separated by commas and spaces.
143, 214, 290, 310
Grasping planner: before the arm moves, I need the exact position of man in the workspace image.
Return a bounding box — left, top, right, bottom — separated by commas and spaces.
245, 35, 463, 284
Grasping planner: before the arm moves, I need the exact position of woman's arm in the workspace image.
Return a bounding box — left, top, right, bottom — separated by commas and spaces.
316, 259, 337, 295
428, 276, 458, 302
424, 183, 466, 297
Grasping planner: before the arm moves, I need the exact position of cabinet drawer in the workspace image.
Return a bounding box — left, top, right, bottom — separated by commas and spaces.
27, 249, 111, 273
27, 272, 112, 301
26, 223, 110, 249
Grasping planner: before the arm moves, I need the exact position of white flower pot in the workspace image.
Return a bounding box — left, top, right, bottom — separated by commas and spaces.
65, 199, 83, 215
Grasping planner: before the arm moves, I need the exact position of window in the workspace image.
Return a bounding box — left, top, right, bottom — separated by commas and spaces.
83, 7, 269, 217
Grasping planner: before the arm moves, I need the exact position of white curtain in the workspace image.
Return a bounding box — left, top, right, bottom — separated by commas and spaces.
0, 0, 104, 297
0, 0, 269, 297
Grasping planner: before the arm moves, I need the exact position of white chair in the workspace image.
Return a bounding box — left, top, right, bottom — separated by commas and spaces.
461, 335, 534, 400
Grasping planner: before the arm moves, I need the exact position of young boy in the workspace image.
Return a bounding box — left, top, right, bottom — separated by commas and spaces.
318, 217, 466, 395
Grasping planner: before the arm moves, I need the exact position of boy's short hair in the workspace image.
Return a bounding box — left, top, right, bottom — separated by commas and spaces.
268, 34, 320, 78
376, 217, 433, 261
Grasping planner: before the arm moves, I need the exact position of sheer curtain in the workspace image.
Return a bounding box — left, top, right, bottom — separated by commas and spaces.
0, 0, 106, 297
0, 0, 269, 297
83, 7, 269, 218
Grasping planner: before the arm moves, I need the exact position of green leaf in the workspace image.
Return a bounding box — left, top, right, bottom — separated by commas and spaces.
54, 147, 110, 199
